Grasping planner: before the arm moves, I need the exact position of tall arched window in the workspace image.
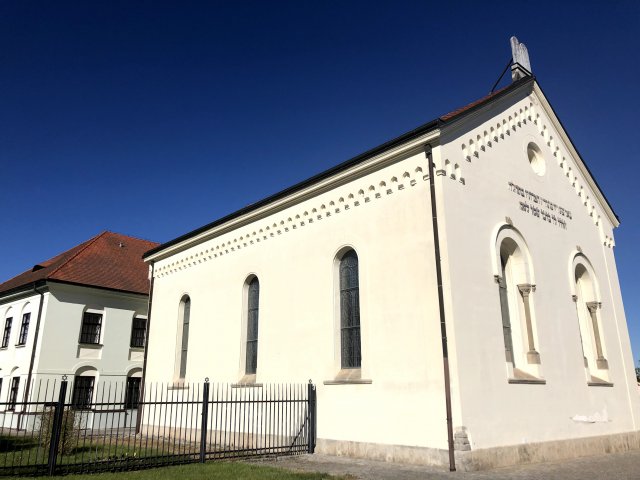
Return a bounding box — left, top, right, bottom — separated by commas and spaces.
245, 277, 260, 375
495, 228, 541, 378
177, 296, 190, 380
573, 257, 608, 381
340, 250, 361, 369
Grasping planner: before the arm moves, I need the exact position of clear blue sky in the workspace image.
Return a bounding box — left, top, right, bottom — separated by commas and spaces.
1, 2, 639, 361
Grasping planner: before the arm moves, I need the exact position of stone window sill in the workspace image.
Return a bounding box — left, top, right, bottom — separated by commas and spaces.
232, 373, 260, 387
168, 381, 189, 390
508, 368, 545, 385
323, 379, 372, 385
324, 368, 372, 385
78, 343, 103, 349
508, 378, 546, 385
588, 376, 613, 387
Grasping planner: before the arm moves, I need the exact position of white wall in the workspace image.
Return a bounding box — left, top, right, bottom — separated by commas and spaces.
0, 283, 147, 408
145, 151, 454, 449
144, 82, 637, 456
0, 291, 45, 407
438, 87, 639, 450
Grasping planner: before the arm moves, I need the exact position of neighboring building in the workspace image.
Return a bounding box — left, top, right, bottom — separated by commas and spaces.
141, 39, 639, 470
0, 231, 158, 426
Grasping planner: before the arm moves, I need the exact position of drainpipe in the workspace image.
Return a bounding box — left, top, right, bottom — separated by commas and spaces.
425, 144, 456, 471
136, 262, 155, 433
20, 281, 46, 429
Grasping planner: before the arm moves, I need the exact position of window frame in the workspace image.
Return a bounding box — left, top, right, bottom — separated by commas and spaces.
339, 249, 361, 370
17, 313, 30, 346
2, 318, 12, 348
130, 317, 147, 348
175, 296, 191, 381
572, 255, 609, 382
124, 377, 142, 409
494, 227, 544, 382
79, 312, 103, 345
71, 376, 95, 410
7, 377, 20, 411
244, 277, 260, 376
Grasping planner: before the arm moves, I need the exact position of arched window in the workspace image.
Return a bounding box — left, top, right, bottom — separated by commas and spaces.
495, 228, 541, 378
177, 296, 190, 380
72, 367, 97, 410
572, 257, 608, 381
339, 250, 361, 369
245, 277, 260, 375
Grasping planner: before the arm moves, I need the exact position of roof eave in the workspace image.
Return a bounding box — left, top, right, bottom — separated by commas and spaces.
143, 77, 537, 262
530, 82, 619, 227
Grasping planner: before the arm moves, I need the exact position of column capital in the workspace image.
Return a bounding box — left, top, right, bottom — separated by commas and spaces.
586, 301, 602, 313
517, 283, 536, 297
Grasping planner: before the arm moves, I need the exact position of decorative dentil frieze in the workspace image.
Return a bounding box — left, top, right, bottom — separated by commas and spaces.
154, 165, 429, 279
457, 98, 613, 248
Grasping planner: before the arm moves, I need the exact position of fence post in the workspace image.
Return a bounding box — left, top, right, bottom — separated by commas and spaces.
199, 378, 210, 463
307, 380, 316, 454
47, 376, 68, 476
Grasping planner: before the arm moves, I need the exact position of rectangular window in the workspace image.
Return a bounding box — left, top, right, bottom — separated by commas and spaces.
71, 376, 95, 409
130, 318, 146, 348
2, 318, 12, 348
8, 377, 20, 410
17, 313, 30, 346
124, 377, 141, 409
79, 312, 102, 344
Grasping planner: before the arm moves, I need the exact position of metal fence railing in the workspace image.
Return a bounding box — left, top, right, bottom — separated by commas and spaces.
0, 377, 316, 476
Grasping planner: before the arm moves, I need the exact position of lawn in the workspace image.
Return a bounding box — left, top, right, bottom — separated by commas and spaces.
29, 461, 347, 480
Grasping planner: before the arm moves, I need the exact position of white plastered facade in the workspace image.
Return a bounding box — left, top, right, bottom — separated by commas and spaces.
143, 79, 639, 469
0, 283, 147, 417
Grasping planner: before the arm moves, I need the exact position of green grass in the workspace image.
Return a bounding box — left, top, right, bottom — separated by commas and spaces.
29, 461, 347, 479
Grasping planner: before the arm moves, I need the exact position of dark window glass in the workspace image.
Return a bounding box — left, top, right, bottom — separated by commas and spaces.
124, 377, 141, 409
8, 377, 20, 410
0, 378, 3, 399
179, 298, 190, 379
499, 257, 515, 365
340, 250, 361, 368
80, 312, 102, 344
130, 318, 147, 348
72, 376, 95, 409
17, 313, 30, 345
245, 278, 260, 375
2, 318, 12, 348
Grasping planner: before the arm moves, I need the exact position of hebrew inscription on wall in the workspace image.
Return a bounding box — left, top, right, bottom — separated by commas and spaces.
509, 182, 572, 230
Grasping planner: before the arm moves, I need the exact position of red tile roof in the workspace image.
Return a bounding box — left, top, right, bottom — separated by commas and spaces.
0, 232, 159, 296
439, 83, 513, 121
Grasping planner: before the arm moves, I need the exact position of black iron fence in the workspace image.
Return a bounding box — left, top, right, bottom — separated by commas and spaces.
0, 377, 316, 476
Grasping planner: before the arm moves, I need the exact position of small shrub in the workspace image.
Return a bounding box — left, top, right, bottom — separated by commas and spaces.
39, 408, 79, 455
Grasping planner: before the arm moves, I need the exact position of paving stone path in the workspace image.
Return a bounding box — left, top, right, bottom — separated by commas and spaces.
254, 450, 640, 479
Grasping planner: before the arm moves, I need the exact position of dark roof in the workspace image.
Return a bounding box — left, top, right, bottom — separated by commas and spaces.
144, 75, 614, 259
0, 232, 159, 297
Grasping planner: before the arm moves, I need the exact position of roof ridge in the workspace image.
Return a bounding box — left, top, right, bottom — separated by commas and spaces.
104, 231, 159, 245
47, 231, 108, 278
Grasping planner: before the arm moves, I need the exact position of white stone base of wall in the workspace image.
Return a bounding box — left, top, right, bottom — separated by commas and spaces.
316, 431, 640, 471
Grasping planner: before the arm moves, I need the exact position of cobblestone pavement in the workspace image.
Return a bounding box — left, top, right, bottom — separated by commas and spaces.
254, 451, 640, 479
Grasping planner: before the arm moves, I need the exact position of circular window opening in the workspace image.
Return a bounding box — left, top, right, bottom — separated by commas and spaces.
527, 142, 545, 176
